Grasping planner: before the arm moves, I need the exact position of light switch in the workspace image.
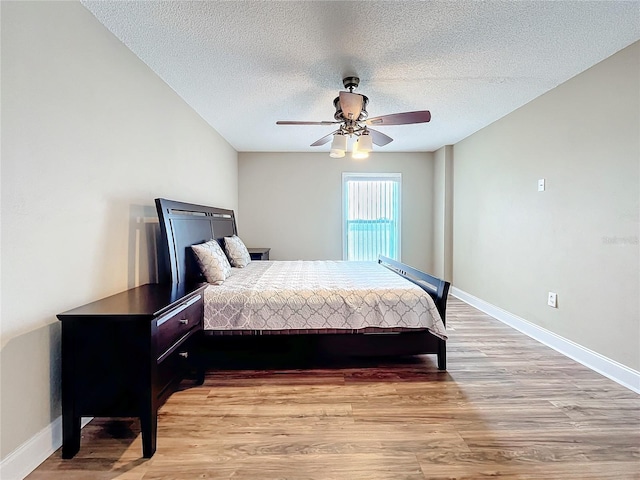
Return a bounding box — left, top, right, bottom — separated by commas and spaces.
538, 179, 545, 191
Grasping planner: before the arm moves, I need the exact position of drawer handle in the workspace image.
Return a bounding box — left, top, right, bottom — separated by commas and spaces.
156, 294, 202, 327
179, 318, 189, 325
178, 351, 189, 359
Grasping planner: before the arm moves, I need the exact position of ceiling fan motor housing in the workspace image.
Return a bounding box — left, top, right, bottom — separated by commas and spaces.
342, 76, 360, 91
333, 94, 369, 122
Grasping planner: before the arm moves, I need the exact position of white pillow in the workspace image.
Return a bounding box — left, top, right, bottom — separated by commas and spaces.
191, 239, 231, 284
224, 235, 252, 268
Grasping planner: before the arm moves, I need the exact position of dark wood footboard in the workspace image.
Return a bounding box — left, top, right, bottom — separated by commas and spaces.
378, 255, 450, 370
377, 255, 450, 321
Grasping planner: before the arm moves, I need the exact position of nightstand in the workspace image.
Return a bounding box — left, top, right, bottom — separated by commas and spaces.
248, 247, 270, 260
57, 282, 206, 459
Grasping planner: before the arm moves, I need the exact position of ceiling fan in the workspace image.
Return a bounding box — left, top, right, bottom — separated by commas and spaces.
276, 76, 431, 158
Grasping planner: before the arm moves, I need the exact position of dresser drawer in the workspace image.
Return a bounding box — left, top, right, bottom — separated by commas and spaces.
156, 348, 189, 398
156, 294, 202, 360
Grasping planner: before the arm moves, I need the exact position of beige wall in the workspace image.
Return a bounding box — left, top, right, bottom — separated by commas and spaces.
238, 152, 435, 272
453, 42, 639, 370
2, 0, 636, 470
432, 145, 454, 282
1, 1, 238, 460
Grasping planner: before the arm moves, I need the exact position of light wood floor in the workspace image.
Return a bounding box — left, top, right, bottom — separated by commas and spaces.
28, 298, 639, 479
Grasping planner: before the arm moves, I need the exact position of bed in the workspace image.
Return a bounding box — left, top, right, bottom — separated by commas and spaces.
155, 198, 450, 373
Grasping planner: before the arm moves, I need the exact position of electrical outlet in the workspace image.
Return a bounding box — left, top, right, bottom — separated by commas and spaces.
547, 292, 557, 308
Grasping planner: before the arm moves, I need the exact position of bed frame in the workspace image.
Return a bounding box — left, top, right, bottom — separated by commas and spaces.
155, 198, 450, 370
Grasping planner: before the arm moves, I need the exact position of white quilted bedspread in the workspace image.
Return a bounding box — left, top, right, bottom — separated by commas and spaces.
203, 261, 447, 340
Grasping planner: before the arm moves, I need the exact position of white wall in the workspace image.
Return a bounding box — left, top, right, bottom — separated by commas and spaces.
238, 152, 435, 272
1, 1, 237, 462
453, 42, 639, 371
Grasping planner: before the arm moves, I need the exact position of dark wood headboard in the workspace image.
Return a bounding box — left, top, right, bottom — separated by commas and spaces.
155, 198, 237, 284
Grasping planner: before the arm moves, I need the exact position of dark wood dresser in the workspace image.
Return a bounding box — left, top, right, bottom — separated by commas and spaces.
247, 247, 270, 260
57, 282, 206, 459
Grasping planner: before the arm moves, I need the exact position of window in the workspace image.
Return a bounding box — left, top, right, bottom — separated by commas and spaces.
342, 173, 401, 261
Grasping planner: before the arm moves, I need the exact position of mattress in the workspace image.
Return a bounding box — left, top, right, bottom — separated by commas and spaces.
203, 260, 447, 340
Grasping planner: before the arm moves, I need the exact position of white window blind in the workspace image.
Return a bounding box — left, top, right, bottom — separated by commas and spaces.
342, 173, 401, 261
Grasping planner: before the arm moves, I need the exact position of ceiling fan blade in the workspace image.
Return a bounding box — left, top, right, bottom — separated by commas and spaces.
276, 121, 338, 125
368, 128, 393, 146
338, 92, 363, 121
310, 130, 339, 147
365, 110, 431, 126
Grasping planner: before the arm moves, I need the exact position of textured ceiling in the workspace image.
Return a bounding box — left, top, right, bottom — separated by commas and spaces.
81, 1, 639, 153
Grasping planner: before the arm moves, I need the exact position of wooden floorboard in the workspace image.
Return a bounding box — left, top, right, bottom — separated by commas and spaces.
27, 298, 639, 479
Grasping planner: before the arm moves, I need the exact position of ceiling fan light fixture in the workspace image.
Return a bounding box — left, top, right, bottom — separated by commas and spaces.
351, 136, 371, 160
358, 132, 373, 152
352, 149, 369, 160
352, 131, 373, 159
329, 133, 347, 158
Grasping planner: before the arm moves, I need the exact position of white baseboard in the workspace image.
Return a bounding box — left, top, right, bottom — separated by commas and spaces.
451, 287, 640, 394
0, 416, 92, 480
